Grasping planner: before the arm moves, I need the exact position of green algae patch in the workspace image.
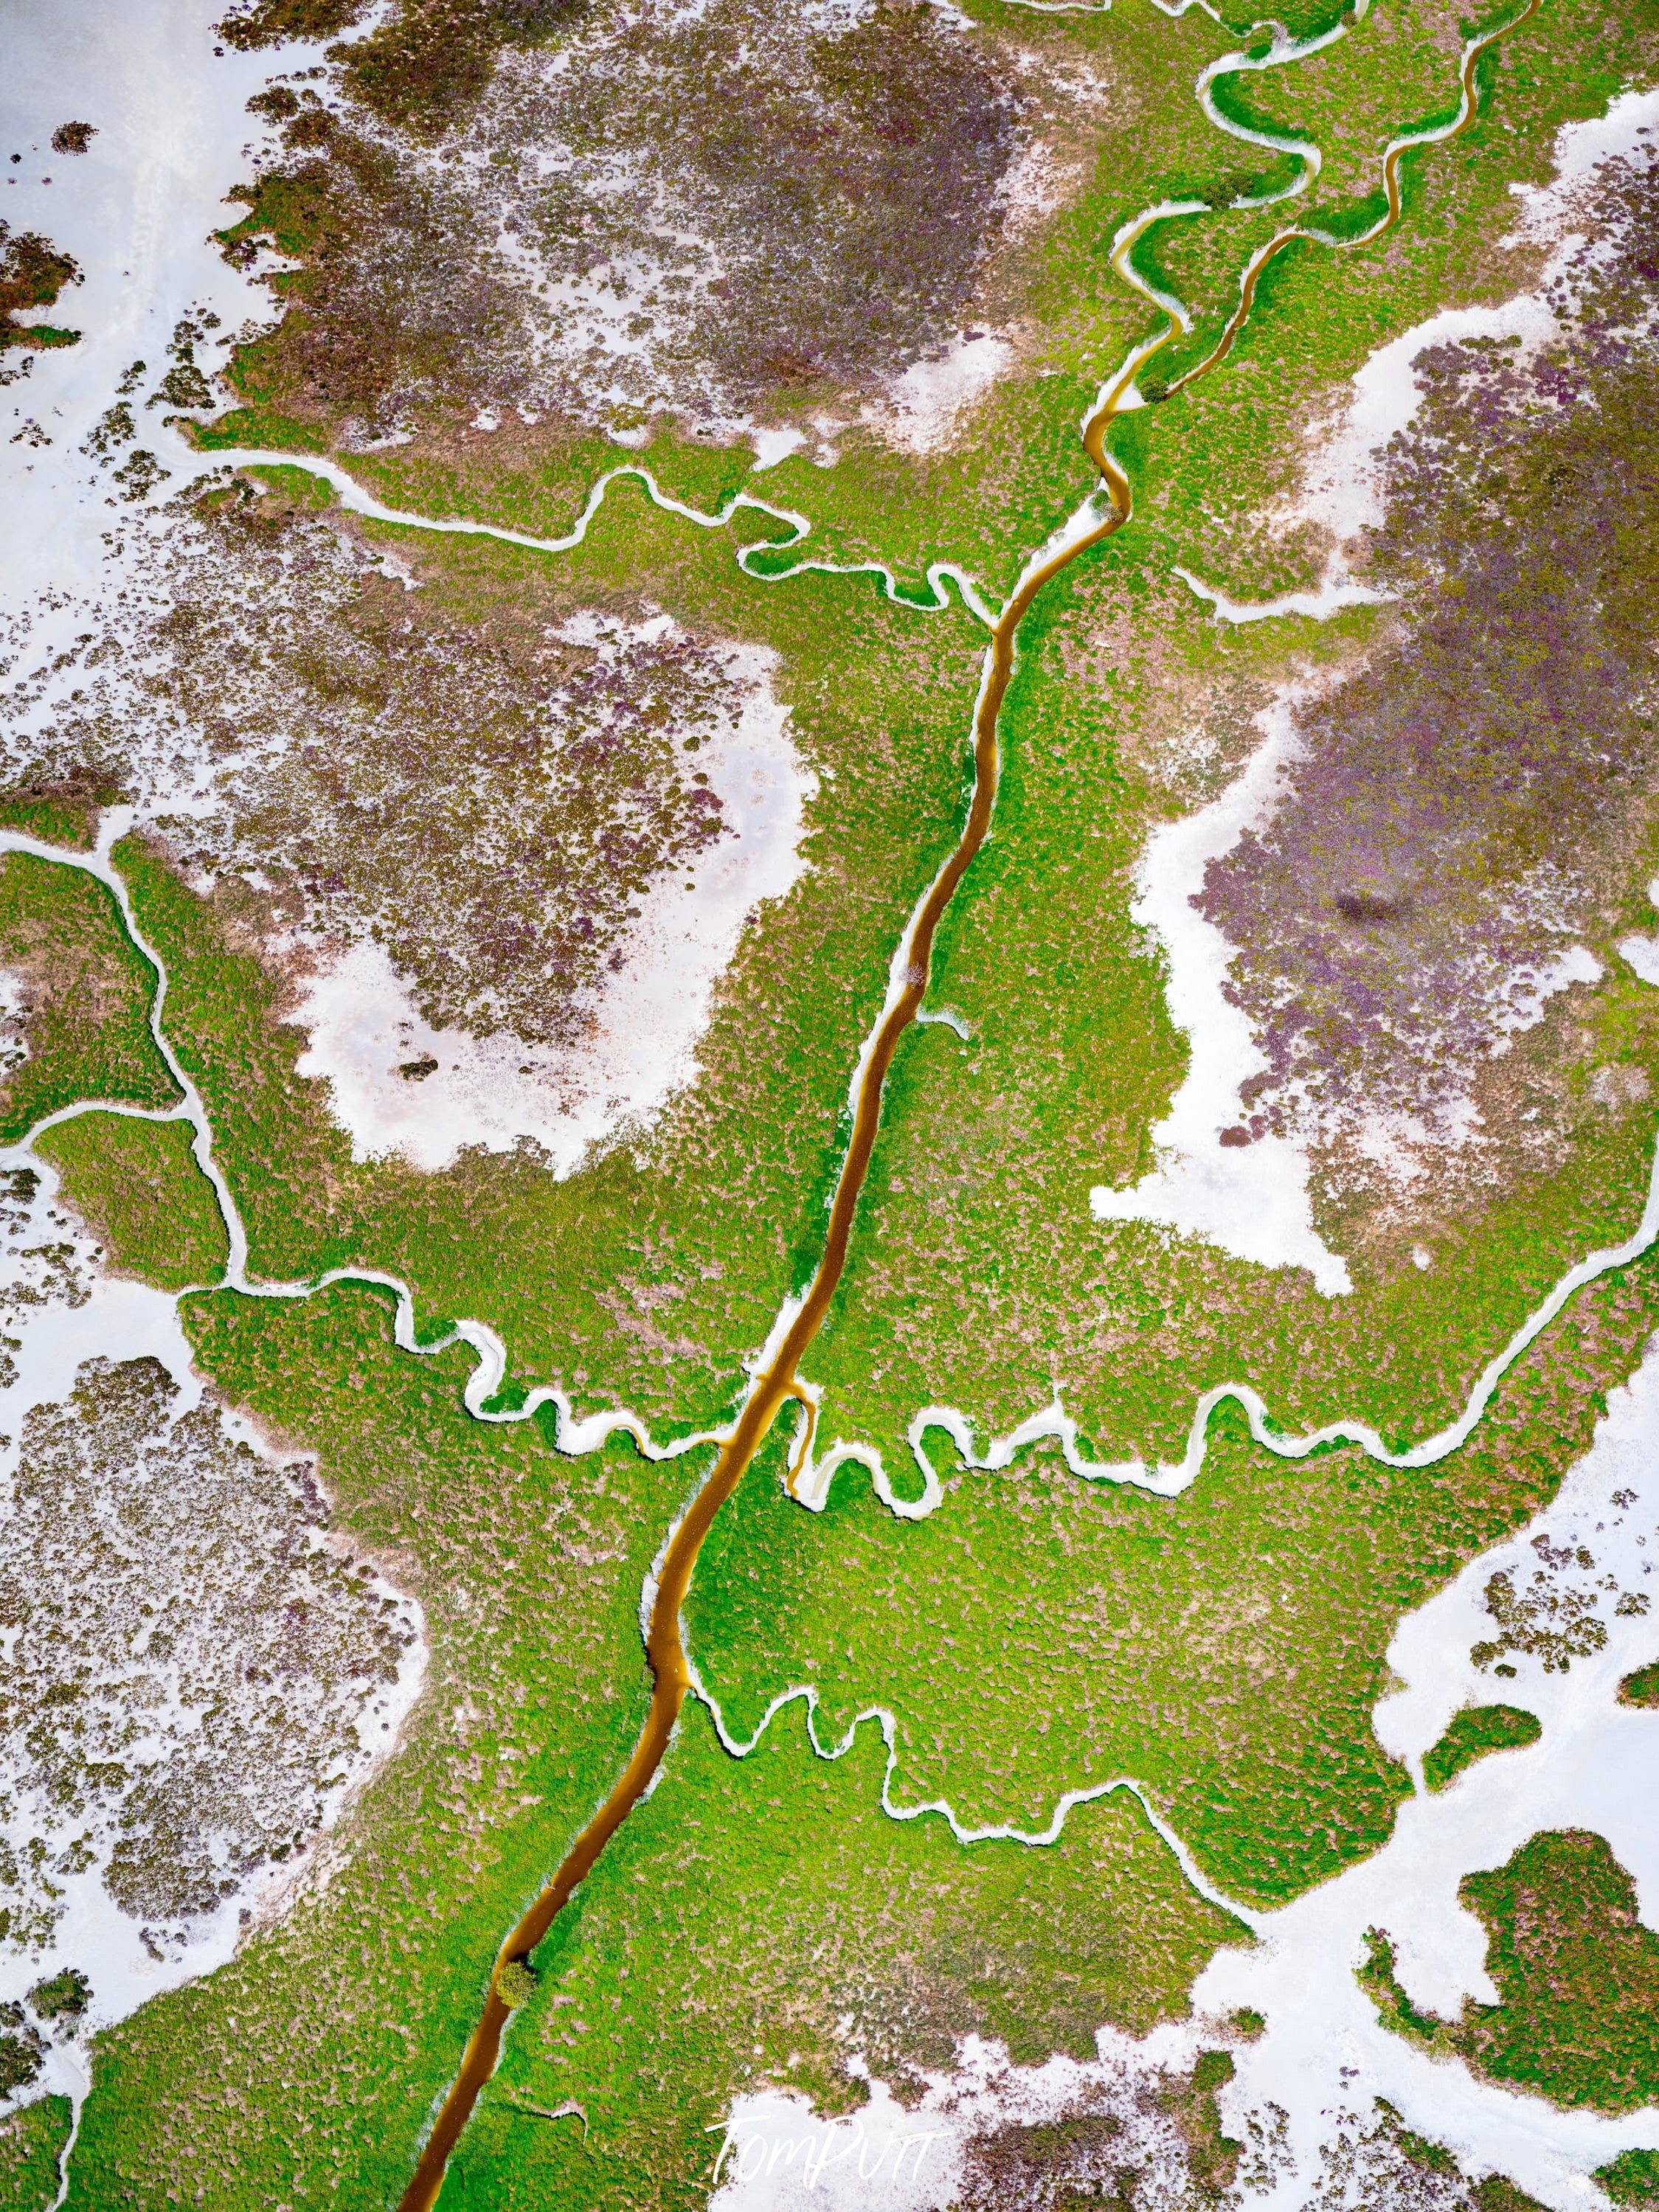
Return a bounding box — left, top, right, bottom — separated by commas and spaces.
493, 1960, 536, 2009
1422, 1704, 1542, 1793
1363, 1831, 1659, 2113
35, 1112, 227, 1291
0, 2094, 72, 2211
0, 853, 180, 1143
1599, 2149, 1659, 2205
440, 1694, 1249, 2208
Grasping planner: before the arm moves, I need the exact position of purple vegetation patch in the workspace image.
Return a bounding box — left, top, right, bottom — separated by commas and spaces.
1198, 147, 1659, 1154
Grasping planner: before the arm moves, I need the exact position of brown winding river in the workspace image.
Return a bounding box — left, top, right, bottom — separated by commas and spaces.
398, 12, 1536, 2197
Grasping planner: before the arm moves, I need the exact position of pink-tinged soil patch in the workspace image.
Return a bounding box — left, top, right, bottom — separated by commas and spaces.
221, 0, 1026, 444
1188, 135, 1659, 1242
285, 628, 814, 1173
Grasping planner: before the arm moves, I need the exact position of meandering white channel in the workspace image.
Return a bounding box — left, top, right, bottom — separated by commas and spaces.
707, 1354, 1659, 2209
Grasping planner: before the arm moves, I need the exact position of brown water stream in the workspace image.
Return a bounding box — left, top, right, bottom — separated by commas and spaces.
398, 437, 1135, 2212
398, 16, 1536, 2197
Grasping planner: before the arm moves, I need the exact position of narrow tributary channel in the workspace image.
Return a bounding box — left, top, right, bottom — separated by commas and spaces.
396, 11, 1539, 2197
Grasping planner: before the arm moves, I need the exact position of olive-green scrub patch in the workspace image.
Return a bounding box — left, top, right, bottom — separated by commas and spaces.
1422, 1705, 1542, 1794
0, 853, 179, 1144
0, 2095, 72, 2212
35, 1110, 227, 1292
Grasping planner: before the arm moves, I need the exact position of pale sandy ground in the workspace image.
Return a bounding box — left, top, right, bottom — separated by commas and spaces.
1091, 684, 1354, 1297
285, 623, 817, 1175
858, 330, 1017, 458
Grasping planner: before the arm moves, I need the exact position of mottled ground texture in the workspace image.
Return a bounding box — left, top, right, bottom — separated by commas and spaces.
0, 1353, 415, 1948
1200, 148, 1659, 1238
1, 484, 749, 1048
954, 2048, 1245, 2211
217, 0, 1022, 438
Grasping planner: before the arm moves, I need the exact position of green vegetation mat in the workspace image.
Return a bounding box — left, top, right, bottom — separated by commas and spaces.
169, 0, 1659, 1505
685, 1254, 1659, 1907
73, 0, 1655, 1502
15, 0, 1659, 2201
0, 2095, 72, 2212
797, 0, 1659, 1487
35, 1111, 226, 1290
0, 853, 179, 1143
1422, 1705, 1542, 1794
107, 472, 988, 1417
63, 1279, 1245, 2210
1456, 1831, 1659, 2112
1472, 2179, 1550, 2212
438, 1700, 1247, 2208
66, 1282, 673, 2208
1599, 2149, 1659, 2205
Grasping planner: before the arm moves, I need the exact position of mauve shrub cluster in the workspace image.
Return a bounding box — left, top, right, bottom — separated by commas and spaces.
1199, 145, 1659, 1150
220, 0, 586, 133
222, 111, 532, 428
224, 0, 1018, 434
0, 1354, 413, 1938
1, 499, 744, 1048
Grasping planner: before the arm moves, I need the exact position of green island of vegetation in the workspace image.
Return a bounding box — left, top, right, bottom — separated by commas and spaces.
1422, 1705, 1543, 1794
1361, 1829, 1659, 2112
